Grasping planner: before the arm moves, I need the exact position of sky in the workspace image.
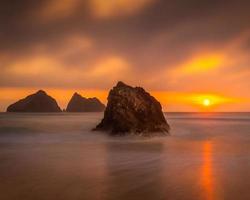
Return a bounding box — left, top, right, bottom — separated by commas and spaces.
0, 0, 250, 112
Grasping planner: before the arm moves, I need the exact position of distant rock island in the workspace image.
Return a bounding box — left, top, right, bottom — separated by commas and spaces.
66, 93, 105, 112
94, 81, 169, 135
7, 90, 61, 112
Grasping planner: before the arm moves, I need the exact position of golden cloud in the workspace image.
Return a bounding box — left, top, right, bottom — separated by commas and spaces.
38, 0, 81, 20
2, 50, 131, 89
37, 0, 155, 21
171, 53, 226, 76
90, 0, 155, 18
89, 56, 130, 78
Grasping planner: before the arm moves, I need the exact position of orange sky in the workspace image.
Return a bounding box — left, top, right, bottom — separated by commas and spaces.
0, 0, 250, 112
0, 87, 247, 112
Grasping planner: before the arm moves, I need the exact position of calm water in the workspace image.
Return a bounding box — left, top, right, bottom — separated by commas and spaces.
0, 112, 249, 200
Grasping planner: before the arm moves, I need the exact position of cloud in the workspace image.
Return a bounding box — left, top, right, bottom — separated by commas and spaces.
89, 0, 155, 18
89, 56, 131, 79
35, 0, 155, 21
0, 0, 250, 111
0, 48, 131, 89
38, 0, 82, 20
176, 53, 225, 75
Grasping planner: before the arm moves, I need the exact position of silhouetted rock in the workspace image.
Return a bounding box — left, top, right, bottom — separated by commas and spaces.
66, 93, 105, 112
94, 81, 169, 135
7, 90, 61, 112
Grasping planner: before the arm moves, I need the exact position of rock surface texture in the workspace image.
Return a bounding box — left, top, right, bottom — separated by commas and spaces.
66, 93, 105, 112
7, 90, 61, 112
95, 81, 169, 135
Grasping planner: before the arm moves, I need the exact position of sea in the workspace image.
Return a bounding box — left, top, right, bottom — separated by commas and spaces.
0, 112, 249, 200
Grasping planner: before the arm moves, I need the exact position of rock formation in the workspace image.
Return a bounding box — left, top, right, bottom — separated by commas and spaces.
66, 93, 105, 112
94, 81, 169, 135
7, 90, 61, 112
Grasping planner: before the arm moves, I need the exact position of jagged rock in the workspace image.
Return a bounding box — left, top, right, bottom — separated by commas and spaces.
94, 81, 169, 135
66, 93, 105, 112
7, 90, 61, 112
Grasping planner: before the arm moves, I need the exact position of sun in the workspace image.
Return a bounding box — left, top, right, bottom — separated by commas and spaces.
203, 99, 211, 107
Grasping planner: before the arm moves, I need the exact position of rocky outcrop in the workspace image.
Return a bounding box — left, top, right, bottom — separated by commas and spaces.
7, 90, 61, 112
94, 81, 169, 135
66, 93, 105, 112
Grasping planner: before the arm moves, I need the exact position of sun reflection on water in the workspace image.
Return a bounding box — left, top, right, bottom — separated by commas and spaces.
201, 141, 216, 200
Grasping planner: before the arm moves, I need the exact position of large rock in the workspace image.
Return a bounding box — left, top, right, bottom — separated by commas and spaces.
7, 90, 61, 112
94, 81, 169, 135
66, 93, 105, 112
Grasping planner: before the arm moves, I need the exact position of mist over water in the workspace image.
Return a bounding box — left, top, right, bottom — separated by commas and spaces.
0, 112, 249, 200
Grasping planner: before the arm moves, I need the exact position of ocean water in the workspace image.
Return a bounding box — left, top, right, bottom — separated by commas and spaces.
0, 112, 249, 200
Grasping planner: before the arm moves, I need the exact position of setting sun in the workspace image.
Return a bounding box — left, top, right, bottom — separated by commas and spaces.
203, 99, 211, 107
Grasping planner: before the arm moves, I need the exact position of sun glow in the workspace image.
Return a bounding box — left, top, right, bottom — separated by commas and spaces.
192, 94, 235, 110
203, 99, 211, 107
